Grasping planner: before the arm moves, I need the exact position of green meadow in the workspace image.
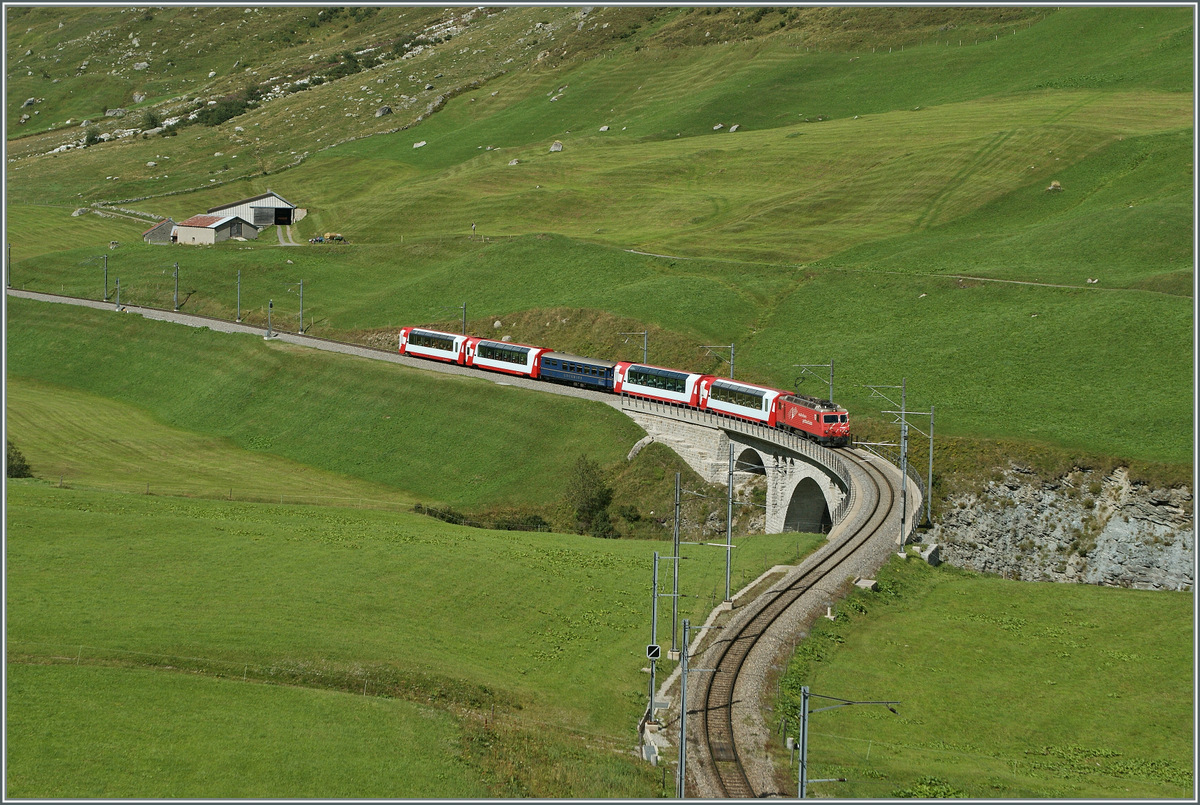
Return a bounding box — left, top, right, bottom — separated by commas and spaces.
773, 558, 1193, 799
6, 479, 816, 797
5, 5, 1194, 799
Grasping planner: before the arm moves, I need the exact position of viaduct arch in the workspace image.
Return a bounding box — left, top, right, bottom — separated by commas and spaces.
620, 397, 851, 535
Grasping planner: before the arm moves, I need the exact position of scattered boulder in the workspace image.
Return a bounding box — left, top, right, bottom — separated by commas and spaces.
424, 83, 434, 90
375, 106, 392, 117
508, 159, 519, 166
413, 140, 426, 149
729, 124, 739, 132
21, 97, 35, 108
105, 108, 127, 117
18, 114, 29, 124
599, 125, 609, 132
71, 208, 87, 217
1047, 180, 1063, 192
133, 92, 145, 103
493, 320, 502, 329
133, 62, 149, 71
549, 140, 563, 152
146, 161, 157, 167
713, 123, 724, 130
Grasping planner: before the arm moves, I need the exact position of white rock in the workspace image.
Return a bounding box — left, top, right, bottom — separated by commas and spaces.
413, 140, 426, 148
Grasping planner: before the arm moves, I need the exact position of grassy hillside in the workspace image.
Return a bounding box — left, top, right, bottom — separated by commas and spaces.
5, 5, 1192, 470
6, 480, 817, 797
7, 663, 488, 799
772, 558, 1193, 799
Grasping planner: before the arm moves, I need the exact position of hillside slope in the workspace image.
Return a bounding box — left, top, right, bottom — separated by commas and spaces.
5, 5, 1194, 467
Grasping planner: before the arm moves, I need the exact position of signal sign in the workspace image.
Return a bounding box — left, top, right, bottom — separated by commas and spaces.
646, 644, 661, 660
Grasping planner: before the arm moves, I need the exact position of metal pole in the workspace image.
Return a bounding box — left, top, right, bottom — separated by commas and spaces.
799, 686, 810, 798
103, 254, 108, 300
236, 270, 241, 322
462, 301, 467, 335
898, 378, 908, 548
173, 262, 179, 311
926, 405, 935, 525
6, 243, 10, 288
114, 277, 120, 310
298, 279, 304, 333
729, 343, 735, 380
267, 299, 273, 337
649, 552, 659, 722
829, 358, 834, 403
725, 442, 733, 603
671, 472, 680, 654
677, 618, 690, 798
642, 331, 648, 364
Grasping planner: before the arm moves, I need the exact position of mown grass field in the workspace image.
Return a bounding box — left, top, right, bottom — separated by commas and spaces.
772, 558, 1194, 799
6, 480, 819, 797
6, 663, 487, 799
6, 376, 414, 506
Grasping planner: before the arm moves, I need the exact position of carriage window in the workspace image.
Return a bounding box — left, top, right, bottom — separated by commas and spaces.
411, 331, 455, 351
478, 343, 529, 365
711, 383, 766, 410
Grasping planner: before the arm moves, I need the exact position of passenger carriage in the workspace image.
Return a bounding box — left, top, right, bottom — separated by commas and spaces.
465, 338, 551, 379
538, 352, 617, 391
399, 327, 471, 364
613, 362, 705, 407
698, 377, 786, 427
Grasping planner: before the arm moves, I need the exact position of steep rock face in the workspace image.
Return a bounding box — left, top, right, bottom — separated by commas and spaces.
929, 466, 1193, 590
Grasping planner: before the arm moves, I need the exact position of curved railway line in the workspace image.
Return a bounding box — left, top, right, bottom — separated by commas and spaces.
685, 448, 902, 798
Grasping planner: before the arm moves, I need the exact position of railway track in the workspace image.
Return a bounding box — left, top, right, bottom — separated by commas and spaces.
690, 448, 899, 798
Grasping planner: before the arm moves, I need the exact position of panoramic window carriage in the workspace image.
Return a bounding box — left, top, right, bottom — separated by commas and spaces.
399, 327, 468, 364
467, 339, 549, 378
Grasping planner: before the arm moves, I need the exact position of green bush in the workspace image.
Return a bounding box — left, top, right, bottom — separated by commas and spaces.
6, 440, 32, 478
565, 455, 615, 536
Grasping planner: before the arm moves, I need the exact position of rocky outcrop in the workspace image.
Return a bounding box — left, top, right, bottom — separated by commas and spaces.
929, 466, 1193, 590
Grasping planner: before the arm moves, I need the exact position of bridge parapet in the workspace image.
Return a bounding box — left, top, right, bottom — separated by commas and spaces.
619, 395, 856, 529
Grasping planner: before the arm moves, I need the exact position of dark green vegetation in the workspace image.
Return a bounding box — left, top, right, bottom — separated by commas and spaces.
5, 5, 1194, 799
774, 557, 1193, 799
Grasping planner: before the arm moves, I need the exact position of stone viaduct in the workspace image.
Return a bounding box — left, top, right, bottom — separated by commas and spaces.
620, 396, 856, 535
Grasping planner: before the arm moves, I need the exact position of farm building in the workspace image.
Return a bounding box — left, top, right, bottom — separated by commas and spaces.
174, 214, 258, 246
206, 190, 305, 228
142, 218, 175, 245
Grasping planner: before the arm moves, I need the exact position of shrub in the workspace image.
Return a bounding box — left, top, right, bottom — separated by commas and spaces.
564, 454, 615, 536
891, 776, 967, 798
6, 440, 32, 478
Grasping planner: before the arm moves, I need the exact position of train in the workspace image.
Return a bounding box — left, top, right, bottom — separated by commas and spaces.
397, 326, 851, 447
